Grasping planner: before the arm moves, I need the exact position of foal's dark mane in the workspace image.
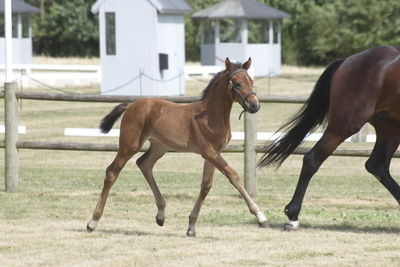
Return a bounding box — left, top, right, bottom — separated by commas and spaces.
200, 62, 243, 100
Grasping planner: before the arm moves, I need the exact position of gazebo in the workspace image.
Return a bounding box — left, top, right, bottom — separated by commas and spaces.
192, 0, 290, 76
0, 0, 40, 64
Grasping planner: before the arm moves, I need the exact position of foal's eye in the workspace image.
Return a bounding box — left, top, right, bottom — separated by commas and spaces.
234, 82, 241, 88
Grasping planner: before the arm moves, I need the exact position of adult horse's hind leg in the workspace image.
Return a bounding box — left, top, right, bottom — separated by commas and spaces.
136, 140, 168, 226
365, 119, 400, 204
187, 160, 215, 237
87, 149, 136, 232
283, 130, 350, 231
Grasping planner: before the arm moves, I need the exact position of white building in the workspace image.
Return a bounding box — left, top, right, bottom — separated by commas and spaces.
192, 0, 290, 76
91, 0, 191, 96
0, 0, 40, 64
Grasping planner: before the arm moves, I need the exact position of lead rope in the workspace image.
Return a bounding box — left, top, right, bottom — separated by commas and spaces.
238, 110, 246, 120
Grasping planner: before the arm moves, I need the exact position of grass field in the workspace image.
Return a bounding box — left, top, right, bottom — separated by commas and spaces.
1, 66, 400, 266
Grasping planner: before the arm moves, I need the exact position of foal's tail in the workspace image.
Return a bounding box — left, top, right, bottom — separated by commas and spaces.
258, 59, 345, 168
99, 103, 129, 133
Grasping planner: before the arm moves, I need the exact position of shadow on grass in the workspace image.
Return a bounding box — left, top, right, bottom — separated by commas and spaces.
67, 227, 220, 239
67, 228, 151, 237
301, 222, 400, 234
265, 221, 400, 234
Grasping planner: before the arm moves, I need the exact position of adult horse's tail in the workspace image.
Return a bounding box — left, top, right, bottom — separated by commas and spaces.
258, 59, 345, 168
99, 103, 129, 133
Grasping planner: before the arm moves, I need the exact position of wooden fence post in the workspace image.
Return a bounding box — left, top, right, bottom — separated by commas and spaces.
5, 82, 19, 192
244, 111, 257, 197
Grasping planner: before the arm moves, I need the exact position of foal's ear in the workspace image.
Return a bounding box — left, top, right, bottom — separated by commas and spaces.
225, 57, 232, 71
242, 57, 252, 70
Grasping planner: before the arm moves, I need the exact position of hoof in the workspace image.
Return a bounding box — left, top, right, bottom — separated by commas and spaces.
258, 220, 269, 228
86, 219, 98, 233
156, 216, 165, 227
186, 229, 196, 237
283, 221, 299, 231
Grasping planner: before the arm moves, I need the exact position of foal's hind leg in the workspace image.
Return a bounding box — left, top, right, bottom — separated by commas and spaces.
87, 149, 136, 232
202, 150, 268, 228
187, 160, 215, 237
136, 140, 168, 226
365, 119, 400, 204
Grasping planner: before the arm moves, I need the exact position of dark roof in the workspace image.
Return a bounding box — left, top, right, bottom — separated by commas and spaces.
192, 0, 290, 19
0, 0, 40, 14
154, 0, 192, 14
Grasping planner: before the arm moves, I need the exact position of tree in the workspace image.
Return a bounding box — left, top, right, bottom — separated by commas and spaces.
29, 0, 99, 57
24, 0, 51, 15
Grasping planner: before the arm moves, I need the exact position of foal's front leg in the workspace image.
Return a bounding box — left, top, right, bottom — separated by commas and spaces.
87, 151, 133, 232
187, 160, 215, 237
203, 150, 269, 228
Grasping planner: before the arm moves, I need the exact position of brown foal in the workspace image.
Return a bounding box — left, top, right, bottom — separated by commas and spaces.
87, 58, 268, 236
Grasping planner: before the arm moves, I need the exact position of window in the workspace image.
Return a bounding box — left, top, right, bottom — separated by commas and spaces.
12, 15, 18, 38
248, 20, 269, 44
105, 12, 116, 55
0, 16, 4, 37
0, 14, 24, 38
202, 20, 215, 44
273, 22, 280, 44
22, 15, 30, 38
219, 19, 241, 43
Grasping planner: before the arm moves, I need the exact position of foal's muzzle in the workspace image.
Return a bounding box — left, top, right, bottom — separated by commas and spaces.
231, 86, 260, 114
244, 95, 260, 114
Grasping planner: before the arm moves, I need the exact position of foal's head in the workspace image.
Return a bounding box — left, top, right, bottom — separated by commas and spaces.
225, 57, 260, 114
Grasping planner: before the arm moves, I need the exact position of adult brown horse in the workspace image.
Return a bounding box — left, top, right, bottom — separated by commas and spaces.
87, 58, 269, 236
259, 45, 400, 231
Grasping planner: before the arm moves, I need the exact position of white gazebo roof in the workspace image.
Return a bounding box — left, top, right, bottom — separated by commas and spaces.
91, 0, 191, 14
192, 0, 290, 19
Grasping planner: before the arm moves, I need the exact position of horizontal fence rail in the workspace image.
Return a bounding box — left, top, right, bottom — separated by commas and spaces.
0, 141, 244, 153
0, 141, 394, 158
0, 91, 308, 104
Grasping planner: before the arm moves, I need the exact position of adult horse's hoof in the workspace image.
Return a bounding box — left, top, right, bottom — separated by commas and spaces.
86, 219, 98, 233
186, 229, 196, 237
156, 216, 165, 227
258, 220, 269, 228
283, 221, 299, 231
